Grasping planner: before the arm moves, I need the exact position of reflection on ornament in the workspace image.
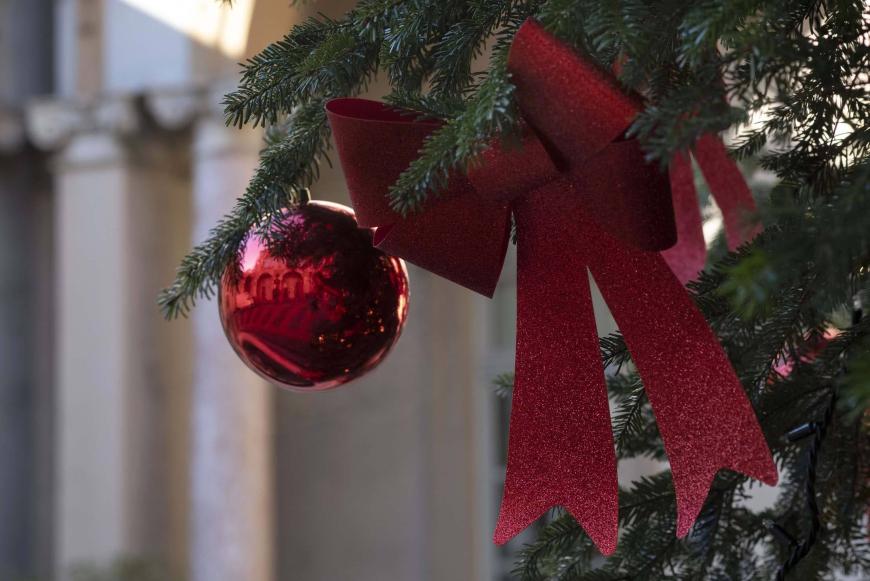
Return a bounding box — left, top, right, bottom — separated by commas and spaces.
219, 201, 409, 391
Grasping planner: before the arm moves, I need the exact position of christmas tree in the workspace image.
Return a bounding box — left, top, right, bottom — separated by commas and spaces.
161, 1, 869, 579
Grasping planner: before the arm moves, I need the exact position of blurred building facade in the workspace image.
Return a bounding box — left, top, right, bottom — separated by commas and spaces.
0, 2, 622, 580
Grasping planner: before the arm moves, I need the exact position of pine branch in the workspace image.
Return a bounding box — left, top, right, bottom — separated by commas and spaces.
160, 5, 390, 316
223, 16, 354, 128
386, 9, 534, 212
158, 102, 331, 317
609, 380, 648, 453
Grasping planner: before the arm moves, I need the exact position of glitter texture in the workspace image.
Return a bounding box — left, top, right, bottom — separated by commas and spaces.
663, 152, 707, 283
664, 133, 762, 283
326, 18, 777, 555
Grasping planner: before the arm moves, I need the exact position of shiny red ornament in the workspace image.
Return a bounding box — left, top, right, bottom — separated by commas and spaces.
219, 201, 409, 391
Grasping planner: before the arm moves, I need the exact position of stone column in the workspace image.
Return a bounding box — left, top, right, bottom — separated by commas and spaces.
31, 95, 193, 580
0, 110, 51, 581
0, 0, 55, 576
51, 127, 137, 577
189, 110, 274, 581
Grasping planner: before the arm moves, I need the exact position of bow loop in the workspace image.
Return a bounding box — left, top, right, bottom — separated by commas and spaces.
508, 20, 643, 167
326, 97, 512, 297
325, 98, 440, 228
502, 20, 677, 251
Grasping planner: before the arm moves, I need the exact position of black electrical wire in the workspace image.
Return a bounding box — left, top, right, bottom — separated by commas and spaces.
772, 306, 862, 580
774, 390, 836, 580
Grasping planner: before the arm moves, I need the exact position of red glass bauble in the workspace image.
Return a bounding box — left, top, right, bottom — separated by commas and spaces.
219, 201, 409, 391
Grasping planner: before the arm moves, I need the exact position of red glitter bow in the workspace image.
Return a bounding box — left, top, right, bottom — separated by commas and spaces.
326, 19, 776, 555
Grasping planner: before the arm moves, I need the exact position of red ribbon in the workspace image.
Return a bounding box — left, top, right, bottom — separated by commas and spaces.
665, 135, 763, 283
326, 19, 776, 555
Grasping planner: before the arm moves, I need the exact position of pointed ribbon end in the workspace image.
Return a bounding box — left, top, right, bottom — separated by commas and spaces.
562, 499, 619, 556
576, 515, 618, 556
493, 499, 619, 556
492, 496, 550, 546
674, 447, 779, 539
674, 467, 718, 539
733, 451, 779, 488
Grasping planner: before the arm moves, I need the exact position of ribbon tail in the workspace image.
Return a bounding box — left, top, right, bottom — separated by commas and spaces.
662, 151, 707, 284
694, 133, 761, 251
583, 213, 777, 538
495, 189, 618, 555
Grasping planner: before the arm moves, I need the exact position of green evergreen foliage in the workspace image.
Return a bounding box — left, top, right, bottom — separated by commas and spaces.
164, 1, 869, 578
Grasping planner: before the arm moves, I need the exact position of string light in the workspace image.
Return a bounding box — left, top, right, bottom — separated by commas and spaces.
771, 304, 863, 580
